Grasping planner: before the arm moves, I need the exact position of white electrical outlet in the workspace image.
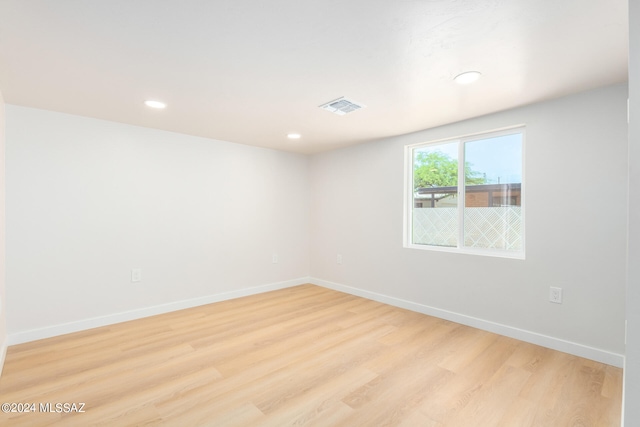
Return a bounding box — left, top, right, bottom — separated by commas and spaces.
549, 286, 562, 304
337, 254, 343, 264
272, 253, 278, 264
131, 268, 142, 283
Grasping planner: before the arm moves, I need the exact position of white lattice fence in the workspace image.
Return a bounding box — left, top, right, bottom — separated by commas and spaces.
413, 207, 522, 250
413, 208, 457, 247
464, 207, 522, 250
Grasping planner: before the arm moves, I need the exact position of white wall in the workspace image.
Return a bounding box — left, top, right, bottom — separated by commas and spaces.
624, 0, 640, 423
5, 106, 310, 341
310, 84, 628, 365
0, 90, 7, 374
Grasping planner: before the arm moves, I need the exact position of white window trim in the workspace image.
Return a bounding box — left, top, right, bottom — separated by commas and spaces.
403, 125, 526, 259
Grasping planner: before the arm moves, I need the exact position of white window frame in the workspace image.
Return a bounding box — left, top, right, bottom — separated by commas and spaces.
403, 125, 526, 259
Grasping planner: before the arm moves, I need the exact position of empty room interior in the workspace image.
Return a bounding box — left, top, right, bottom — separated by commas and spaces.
0, 0, 639, 426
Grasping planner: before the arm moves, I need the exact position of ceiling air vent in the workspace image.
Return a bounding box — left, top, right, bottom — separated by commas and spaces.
319, 97, 365, 116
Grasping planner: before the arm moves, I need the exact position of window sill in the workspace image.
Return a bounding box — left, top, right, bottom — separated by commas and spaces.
403, 243, 525, 260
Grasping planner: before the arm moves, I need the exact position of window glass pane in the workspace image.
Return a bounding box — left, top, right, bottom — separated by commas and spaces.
463, 133, 523, 250
412, 142, 458, 247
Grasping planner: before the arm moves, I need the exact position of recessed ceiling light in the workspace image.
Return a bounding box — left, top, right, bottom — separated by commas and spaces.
144, 100, 166, 109
454, 71, 482, 85
287, 133, 301, 139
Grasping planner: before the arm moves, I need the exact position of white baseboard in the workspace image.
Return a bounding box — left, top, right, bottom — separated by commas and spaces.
310, 277, 624, 368
6, 276, 624, 368
8, 277, 310, 346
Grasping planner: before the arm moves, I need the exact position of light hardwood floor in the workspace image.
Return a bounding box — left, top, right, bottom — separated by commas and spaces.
0, 284, 622, 426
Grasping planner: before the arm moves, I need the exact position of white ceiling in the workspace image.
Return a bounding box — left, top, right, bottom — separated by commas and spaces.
0, 0, 628, 154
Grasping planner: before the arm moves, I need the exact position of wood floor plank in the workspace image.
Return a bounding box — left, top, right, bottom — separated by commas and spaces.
445, 364, 532, 426
0, 284, 623, 426
255, 367, 378, 427
496, 397, 538, 427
